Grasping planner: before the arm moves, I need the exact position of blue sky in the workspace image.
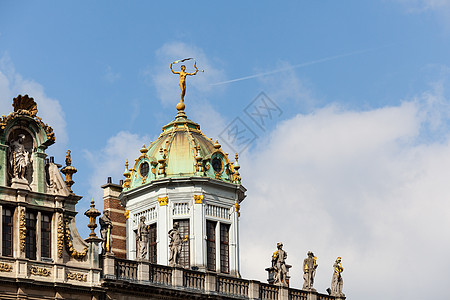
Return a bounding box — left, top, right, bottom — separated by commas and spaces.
2, 1, 450, 299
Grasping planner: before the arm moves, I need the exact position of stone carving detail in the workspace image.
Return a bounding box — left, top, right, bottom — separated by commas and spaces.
30, 266, 51, 277
272, 242, 288, 286
64, 219, 88, 259
67, 271, 87, 282
57, 216, 64, 258
168, 223, 187, 267
194, 195, 203, 204
158, 196, 168, 206
0, 262, 13, 272
19, 208, 26, 252
0, 95, 55, 143
330, 257, 345, 297
302, 251, 318, 291
136, 216, 149, 259
9, 134, 32, 180
99, 211, 113, 254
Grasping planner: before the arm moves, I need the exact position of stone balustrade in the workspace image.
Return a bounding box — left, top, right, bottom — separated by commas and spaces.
102, 255, 346, 300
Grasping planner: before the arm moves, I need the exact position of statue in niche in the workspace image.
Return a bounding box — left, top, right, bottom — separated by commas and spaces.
168, 222, 187, 267
9, 134, 32, 180
302, 251, 318, 290
136, 216, 149, 259
99, 210, 113, 254
330, 257, 345, 297
272, 242, 288, 286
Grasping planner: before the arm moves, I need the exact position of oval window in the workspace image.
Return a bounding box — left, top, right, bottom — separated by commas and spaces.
211, 157, 223, 173
139, 161, 149, 177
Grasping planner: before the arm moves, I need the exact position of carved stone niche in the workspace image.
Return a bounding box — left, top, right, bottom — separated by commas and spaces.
6, 129, 35, 188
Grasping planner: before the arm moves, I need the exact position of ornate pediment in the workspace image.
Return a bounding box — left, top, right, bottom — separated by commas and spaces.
12, 94, 38, 117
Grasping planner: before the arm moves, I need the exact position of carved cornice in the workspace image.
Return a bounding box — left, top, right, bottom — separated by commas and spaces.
67, 271, 87, 282
64, 219, 88, 259
0, 262, 13, 272
30, 266, 51, 276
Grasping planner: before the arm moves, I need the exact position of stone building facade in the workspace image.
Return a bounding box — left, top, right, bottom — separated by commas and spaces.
0, 95, 346, 300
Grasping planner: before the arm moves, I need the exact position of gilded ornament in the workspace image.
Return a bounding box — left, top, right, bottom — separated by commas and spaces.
67, 271, 87, 282
30, 266, 51, 277
158, 196, 168, 206
57, 216, 64, 258
234, 202, 241, 217
12, 94, 38, 117
124, 210, 129, 219
194, 195, 204, 204
19, 209, 26, 252
64, 220, 88, 259
0, 262, 13, 272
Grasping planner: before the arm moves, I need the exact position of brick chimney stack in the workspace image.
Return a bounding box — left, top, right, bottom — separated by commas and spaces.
101, 177, 126, 258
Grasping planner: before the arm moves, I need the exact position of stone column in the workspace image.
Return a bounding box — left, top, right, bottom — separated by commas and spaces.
230, 200, 240, 276
34, 150, 47, 193
0, 143, 7, 186
192, 194, 205, 270
157, 195, 169, 265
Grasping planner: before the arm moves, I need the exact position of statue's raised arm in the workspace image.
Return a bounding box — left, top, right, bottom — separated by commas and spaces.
170, 62, 180, 74
186, 61, 199, 76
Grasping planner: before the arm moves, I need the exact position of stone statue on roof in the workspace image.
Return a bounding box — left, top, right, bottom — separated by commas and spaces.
302, 251, 318, 291
331, 257, 345, 297
272, 242, 288, 286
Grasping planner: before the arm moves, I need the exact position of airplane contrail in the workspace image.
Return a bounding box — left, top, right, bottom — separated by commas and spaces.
210, 46, 391, 86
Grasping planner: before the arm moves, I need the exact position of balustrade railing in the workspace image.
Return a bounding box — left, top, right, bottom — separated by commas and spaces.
183, 269, 205, 290
217, 275, 249, 297
150, 264, 172, 285
105, 256, 342, 300
318, 294, 335, 300
289, 288, 308, 300
260, 283, 279, 300
115, 258, 138, 281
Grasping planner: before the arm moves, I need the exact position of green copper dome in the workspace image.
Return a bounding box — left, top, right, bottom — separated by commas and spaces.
123, 113, 241, 191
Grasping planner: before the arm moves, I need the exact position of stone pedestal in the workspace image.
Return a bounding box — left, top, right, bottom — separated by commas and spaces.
102, 253, 115, 279
248, 280, 260, 299
172, 267, 184, 287
11, 178, 30, 191
205, 272, 216, 292
137, 260, 149, 282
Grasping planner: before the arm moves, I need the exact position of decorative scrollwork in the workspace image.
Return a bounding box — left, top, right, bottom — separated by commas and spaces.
0, 95, 55, 144
0, 262, 13, 272
19, 209, 26, 252
67, 271, 87, 282
57, 215, 64, 258
64, 219, 88, 259
30, 266, 51, 277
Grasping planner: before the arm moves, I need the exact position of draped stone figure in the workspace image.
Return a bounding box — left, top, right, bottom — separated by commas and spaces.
272, 242, 288, 286
168, 223, 186, 266
136, 216, 149, 259
302, 251, 318, 291
331, 257, 345, 297
9, 134, 31, 180
99, 210, 113, 254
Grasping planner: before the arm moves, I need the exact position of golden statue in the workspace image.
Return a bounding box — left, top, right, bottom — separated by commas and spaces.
170, 58, 199, 109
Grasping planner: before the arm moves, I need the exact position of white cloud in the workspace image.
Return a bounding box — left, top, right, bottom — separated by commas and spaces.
147, 42, 227, 107
0, 54, 68, 156
238, 86, 450, 299
84, 131, 150, 210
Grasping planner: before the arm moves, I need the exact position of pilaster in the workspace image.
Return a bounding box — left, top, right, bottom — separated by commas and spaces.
157, 195, 169, 265
192, 194, 205, 270
0, 143, 7, 186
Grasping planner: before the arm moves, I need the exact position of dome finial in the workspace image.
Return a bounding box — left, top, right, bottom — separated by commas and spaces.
170, 58, 203, 119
